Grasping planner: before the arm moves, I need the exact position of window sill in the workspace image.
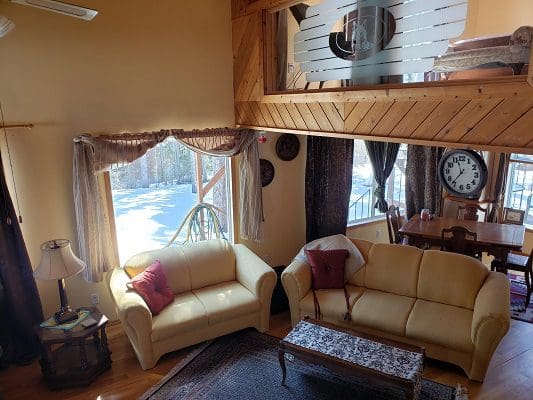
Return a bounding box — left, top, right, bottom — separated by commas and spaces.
347, 216, 386, 229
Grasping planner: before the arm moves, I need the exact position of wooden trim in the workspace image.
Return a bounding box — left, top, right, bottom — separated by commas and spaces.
260, 77, 531, 103
237, 124, 533, 155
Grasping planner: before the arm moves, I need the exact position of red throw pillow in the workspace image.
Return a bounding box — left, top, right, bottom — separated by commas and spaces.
305, 249, 349, 290
128, 260, 174, 315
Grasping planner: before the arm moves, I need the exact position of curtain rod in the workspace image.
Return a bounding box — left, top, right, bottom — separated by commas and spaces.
0, 123, 34, 129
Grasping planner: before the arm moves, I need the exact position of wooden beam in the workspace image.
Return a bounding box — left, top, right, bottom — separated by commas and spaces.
195, 152, 204, 202
236, 124, 533, 155
203, 165, 226, 197
232, 0, 300, 19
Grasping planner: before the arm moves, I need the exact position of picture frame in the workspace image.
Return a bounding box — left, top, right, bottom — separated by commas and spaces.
502, 207, 525, 225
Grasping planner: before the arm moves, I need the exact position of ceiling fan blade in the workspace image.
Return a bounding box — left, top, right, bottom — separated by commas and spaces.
10, 0, 98, 20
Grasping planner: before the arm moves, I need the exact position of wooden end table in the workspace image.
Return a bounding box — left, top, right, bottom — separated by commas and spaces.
279, 319, 424, 400
35, 307, 111, 390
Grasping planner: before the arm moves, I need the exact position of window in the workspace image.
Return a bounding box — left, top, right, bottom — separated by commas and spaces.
109, 138, 232, 264
504, 154, 533, 227
348, 141, 407, 224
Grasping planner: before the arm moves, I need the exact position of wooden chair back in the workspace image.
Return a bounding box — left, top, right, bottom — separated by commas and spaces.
457, 204, 488, 222
502, 207, 525, 225
441, 226, 478, 256
385, 205, 403, 244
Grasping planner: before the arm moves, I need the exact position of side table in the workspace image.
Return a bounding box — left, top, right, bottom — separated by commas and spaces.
35, 306, 112, 389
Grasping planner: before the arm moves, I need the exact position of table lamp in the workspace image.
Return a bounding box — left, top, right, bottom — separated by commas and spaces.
33, 239, 86, 324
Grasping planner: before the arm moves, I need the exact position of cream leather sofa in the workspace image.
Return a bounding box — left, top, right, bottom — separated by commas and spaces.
282, 238, 510, 382
109, 239, 276, 370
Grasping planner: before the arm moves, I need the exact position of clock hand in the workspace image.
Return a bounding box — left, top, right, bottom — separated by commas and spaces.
452, 168, 465, 185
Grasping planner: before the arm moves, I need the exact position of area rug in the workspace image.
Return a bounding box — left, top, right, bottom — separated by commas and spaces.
140, 330, 456, 400
509, 273, 533, 323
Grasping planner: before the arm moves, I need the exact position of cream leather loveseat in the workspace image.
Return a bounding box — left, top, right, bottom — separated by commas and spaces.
282, 238, 510, 382
109, 239, 276, 370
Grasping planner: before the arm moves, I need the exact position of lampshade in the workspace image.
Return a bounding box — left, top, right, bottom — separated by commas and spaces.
0, 16, 15, 38
33, 239, 86, 280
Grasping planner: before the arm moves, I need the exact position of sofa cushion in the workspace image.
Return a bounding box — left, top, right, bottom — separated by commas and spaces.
418, 250, 488, 309
300, 285, 365, 321
347, 238, 373, 286
128, 260, 174, 315
365, 244, 423, 297
406, 299, 474, 353
193, 281, 260, 324
151, 292, 208, 342
123, 247, 192, 295
184, 239, 236, 290
351, 289, 416, 336
306, 249, 348, 289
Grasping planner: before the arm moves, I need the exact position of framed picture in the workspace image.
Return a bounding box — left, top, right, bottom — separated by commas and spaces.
502, 207, 525, 225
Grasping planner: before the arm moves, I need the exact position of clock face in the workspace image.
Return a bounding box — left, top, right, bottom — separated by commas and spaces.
438, 150, 487, 198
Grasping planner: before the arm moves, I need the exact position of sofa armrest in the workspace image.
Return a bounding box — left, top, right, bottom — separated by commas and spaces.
109, 268, 153, 335
281, 259, 312, 326
469, 271, 510, 381
234, 244, 277, 302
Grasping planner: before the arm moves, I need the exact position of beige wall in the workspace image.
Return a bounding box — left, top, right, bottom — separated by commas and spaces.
459, 0, 533, 40
0, 0, 235, 319
239, 132, 307, 267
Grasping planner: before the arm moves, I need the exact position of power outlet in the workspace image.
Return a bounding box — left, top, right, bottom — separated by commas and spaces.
90, 293, 100, 305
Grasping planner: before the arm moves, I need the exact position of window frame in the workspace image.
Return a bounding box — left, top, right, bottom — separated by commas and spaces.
504, 154, 533, 229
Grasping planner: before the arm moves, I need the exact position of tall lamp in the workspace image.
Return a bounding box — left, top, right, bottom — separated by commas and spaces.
33, 239, 86, 324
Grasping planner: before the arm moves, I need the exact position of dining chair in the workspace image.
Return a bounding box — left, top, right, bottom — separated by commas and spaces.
457, 204, 488, 222
385, 205, 408, 245
502, 207, 525, 225
491, 249, 532, 308
441, 226, 479, 258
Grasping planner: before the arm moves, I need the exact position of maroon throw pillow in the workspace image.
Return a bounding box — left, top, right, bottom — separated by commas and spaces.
128, 260, 174, 315
305, 249, 349, 290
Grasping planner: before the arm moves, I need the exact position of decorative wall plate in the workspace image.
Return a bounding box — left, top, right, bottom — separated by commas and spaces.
276, 133, 300, 161
260, 159, 275, 187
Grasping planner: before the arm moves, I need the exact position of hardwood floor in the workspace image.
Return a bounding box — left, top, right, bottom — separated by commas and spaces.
0, 312, 532, 399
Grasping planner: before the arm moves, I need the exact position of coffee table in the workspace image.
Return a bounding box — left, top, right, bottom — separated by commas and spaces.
278, 319, 424, 400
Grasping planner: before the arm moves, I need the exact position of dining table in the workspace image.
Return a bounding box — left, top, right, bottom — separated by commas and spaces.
399, 215, 526, 270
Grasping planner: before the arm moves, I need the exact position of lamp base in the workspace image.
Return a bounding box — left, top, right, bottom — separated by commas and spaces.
54, 308, 78, 324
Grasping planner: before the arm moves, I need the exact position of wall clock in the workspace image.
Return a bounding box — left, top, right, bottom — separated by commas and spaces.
437, 149, 488, 199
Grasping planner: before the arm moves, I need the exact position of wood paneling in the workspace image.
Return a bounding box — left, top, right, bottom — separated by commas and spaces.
230, 1, 533, 153
232, 13, 263, 102
236, 91, 533, 153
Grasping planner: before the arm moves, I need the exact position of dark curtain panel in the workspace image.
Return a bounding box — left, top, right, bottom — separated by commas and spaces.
306, 136, 354, 242
488, 153, 511, 222
0, 151, 43, 366
364, 141, 400, 212
405, 145, 444, 218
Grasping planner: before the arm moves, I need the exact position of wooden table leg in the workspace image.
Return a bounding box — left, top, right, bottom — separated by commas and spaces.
278, 344, 287, 386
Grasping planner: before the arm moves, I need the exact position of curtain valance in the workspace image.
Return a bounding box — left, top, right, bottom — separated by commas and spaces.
73, 127, 262, 283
